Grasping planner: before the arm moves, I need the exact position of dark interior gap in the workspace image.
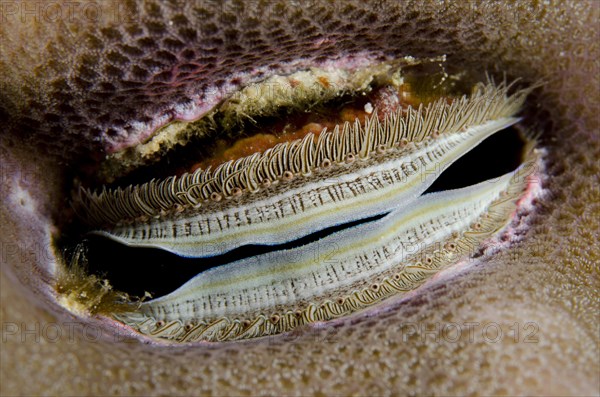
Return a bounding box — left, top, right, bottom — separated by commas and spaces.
81, 212, 386, 298
424, 126, 525, 194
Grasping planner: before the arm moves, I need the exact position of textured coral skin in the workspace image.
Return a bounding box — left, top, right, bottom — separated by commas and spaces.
0, 0, 598, 395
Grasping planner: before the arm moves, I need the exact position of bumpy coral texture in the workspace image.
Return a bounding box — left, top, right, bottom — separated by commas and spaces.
1, 0, 589, 157
0, 0, 598, 396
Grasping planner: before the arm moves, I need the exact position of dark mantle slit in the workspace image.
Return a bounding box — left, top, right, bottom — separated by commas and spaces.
79, 213, 386, 298
425, 126, 525, 193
